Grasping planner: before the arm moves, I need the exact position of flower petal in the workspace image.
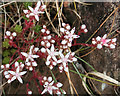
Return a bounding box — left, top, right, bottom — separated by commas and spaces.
73, 35, 80, 39
35, 1, 41, 11
28, 6, 34, 12
16, 67, 20, 73
49, 81, 54, 86
102, 34, 107, 39
57, 59, 62, 63
52, 56, 57, 61
29, 13, 34, 16
11, 76, 16, 82
51, 44, 54, 52
21, 52, 28, 57
17, 76, 23, 83
52, 86, 58, 90
96, 36, 101, 41
8, 71, 16, 75
31, 55, 39, 58
19, 71, 27, 76
23, 10, 28, 14
41, 89, 48, 94
35, 15, 39, 21
38, 11, 45, 14
65, 52, 70, 59
71, 27, 75, 34
47, 55, 51, 61
32, 61, 38, 66
59, 51, 64, 58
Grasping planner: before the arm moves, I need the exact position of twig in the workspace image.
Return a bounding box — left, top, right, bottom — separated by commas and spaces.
74, 0, 92, 6
80, 47, 96, 58
65, 72, 79, 96
9, 16, 23, 30
0, 7, 15, 24
0, 1, 16, 8
41, 1, 61, 37
15, 1, 21, 26
3, 1, 6, 41
0, 82, 7, 89
107, 7, 118, 38
56, 0, 61, 28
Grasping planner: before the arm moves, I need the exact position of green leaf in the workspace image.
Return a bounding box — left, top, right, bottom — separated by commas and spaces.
17, 59, 23, 63
14, 25, 22, 33
3, 50, 10, 57
23, 2, 32, 9
3, 57, 10, 64
33, 25, 42, 33
11, 49, 17, 54
23, 15, 29, 20
3, 39, 10, 48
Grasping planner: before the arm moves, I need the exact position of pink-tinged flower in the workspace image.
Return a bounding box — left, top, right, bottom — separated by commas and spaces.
92, 34, 117, 49
64, 27, 80, 42
23, 1, 46, 21
57, 51, 77, 72
41, 76, 66, 95
46, 44, 59, 61
60, 23, 80, 52
8, 66, 27, 83
21, 45, 39, 71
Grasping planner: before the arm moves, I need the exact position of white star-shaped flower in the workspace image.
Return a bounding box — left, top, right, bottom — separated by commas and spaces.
8, 67, 27, 83
57, 51, 72, 72
41, 77, 63, 95
46, 44, 59, 61
64, 27, 80, 42
28, 1, 46, 21
21, 45, 39, 67
41, 81, 58, 94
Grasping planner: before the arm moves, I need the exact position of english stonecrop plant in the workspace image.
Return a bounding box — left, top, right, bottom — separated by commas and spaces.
2, 1, 117, 95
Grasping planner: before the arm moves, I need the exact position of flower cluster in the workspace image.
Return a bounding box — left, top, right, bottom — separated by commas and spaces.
60, 23, 80, 52
41, 76, 66, 95
92, 34, 117, 49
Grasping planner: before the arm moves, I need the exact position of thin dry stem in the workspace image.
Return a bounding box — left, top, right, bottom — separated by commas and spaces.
80, 47, 96, 58
107, 7, 118, 38
56, 0, 61, 28
42, 1, 61, 37
15, 1, 21, 26
0, 82, 7, 89
74, 0, 92, 5
0, 1, 16, 8
66, 72, 79, 96
3, 2, 6, 41
1, 7, 15, 24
